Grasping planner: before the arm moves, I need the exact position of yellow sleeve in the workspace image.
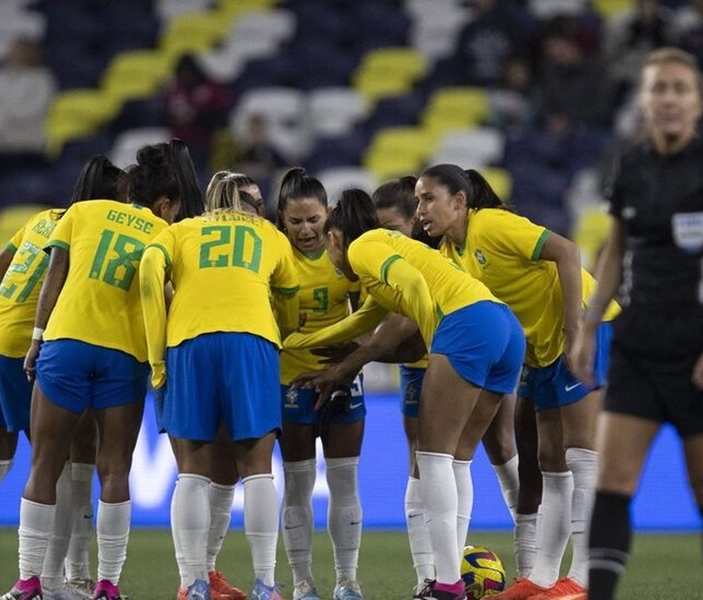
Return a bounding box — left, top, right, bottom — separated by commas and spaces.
271, 231, 301, 339
139, 235, 173, 388
382, 257, 437, 349
283, 295, 388, 350
45, 206, 75, 252
5, 224, 25, 253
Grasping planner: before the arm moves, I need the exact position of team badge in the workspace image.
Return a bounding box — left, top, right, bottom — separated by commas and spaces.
475, 249, 487, 265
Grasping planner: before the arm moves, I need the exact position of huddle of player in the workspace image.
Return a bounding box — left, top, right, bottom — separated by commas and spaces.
3, 46, 703, 600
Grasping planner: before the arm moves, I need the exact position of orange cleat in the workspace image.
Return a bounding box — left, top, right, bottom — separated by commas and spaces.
491, 578, 550, 600
527, 577, 586, 600
209, 571, 247, 600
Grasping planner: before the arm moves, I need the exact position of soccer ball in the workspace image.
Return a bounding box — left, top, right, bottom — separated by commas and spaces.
460, 545, 507, 599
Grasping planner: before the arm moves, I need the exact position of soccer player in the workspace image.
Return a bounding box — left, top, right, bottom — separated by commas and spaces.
159, 156, 250, 600
275, 168, 365, 600
285, 189, 525, 600
415, 164, 618, 600
573, 47, 703, 600
139, 171, 299, 600
1, 144, 182, 600
0, 155, 127, 600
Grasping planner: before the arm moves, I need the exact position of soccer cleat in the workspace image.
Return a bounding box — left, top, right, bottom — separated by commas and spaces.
526, 577, 586, 600
249, 579, 283, 600
91, 580, 127, 600
1, 576, 43, 600
63, 579, 94, 600
332, 579, 363, 600
491, 578, 549, 600
413, 579, 465, 600
209, 571, 246, 600
186, 579, 210, 600
44, 585, 93, 600
292, 580, 320, 600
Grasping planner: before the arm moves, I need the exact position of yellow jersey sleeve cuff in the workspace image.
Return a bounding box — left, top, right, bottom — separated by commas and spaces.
272, 285, 300, 295
45, 239, 69, 253
531, 229, 550, 261
148, 243, 172, 269
380, 254, 402, 284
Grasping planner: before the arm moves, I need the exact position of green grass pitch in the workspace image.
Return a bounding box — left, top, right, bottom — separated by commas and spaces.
0, 528, 700, 599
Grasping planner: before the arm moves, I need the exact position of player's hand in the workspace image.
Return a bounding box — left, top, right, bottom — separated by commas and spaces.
691, 352, 703, 390
151, 362, 166, 389
291, 367, 343, 409
570, 328, 596, 386
23, 340, 41, 383
311, 341, 360, 364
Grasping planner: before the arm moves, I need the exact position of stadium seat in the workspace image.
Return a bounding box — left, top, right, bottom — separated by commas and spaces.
109, 127, 172, 169
353, 47, 427, 102
101, 50, 173, 104
228, 9, 296, 46
430, 127, 506, 168
316, 166, 378, 206
481, 167, 513, 202
572, 203, 610, 271
307, 88, 369, 138
422, 87, 491, 133
529, 0, 590, 19
46, 90, 121, 156
159, 11, 232, 63
363, 126, 439, 181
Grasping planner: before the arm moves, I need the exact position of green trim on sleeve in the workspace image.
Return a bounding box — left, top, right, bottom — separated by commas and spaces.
272, 285, 300, 295
5, 242, 17, 253
531, 229, 550, 261
46, 240, 70, 252
379, 254, 402, 284
149, 243, 173, 269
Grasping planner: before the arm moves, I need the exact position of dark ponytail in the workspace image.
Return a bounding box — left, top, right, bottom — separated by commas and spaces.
70, 155, 125, 205
421, 164, 509, 211
125, 143, 181, 209
371, 175, 418, 218
166, 138, 204, 220
324, 188, 378, 245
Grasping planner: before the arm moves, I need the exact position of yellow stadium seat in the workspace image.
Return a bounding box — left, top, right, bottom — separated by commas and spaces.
0, 205, 51, 244
352, 70, 415, 102
102, 50, 173, 103
219, 0, 276, 19
353, 47, 427, 102
363, 126, 439, 180
423, 87, 490, 129
481, 167, 513, 201
358, 47, 427, 81
592, 0, 634, 20
45, 90, 120, 155
160, 11, 232, 61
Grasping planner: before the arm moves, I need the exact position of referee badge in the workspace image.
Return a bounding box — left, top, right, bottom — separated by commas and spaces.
672, 212, 703, 253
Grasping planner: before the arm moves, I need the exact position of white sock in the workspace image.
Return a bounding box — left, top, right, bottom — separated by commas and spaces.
566, 448, 598, 587
416, 451, 460, 586
42, 463, 73, 592
0, 458, 13, 485
207, 482, 235, 573
453, 460, 473, 556
326, 457, 362, 583
281, 459, 316, 586
96, 500, 131, 585
405, 477, 435, 585
172, 474, 210, 588
514, 513, 538, 579
65, 462, 95, 581
243, 474, 278, 587
171, 479, 185, 582
529, 471, 574, 587
492, 455, 519, 522
19, 498, 56, 580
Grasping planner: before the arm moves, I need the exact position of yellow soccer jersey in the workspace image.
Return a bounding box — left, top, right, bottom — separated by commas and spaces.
348, 229, 501, 348
280, 246, 359, 385
143, 211, 299, 353
0, 209, 63, 357
441, 208, 618, 367
43, 200, 168, 362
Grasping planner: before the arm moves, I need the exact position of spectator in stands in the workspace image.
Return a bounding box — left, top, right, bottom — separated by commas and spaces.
0, 36, 56, 171
535, 19, 615, 131
452, 0, 537, 87
487, 55, 540, 131
604, 0, 673, 105
161, 53, 231, 183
